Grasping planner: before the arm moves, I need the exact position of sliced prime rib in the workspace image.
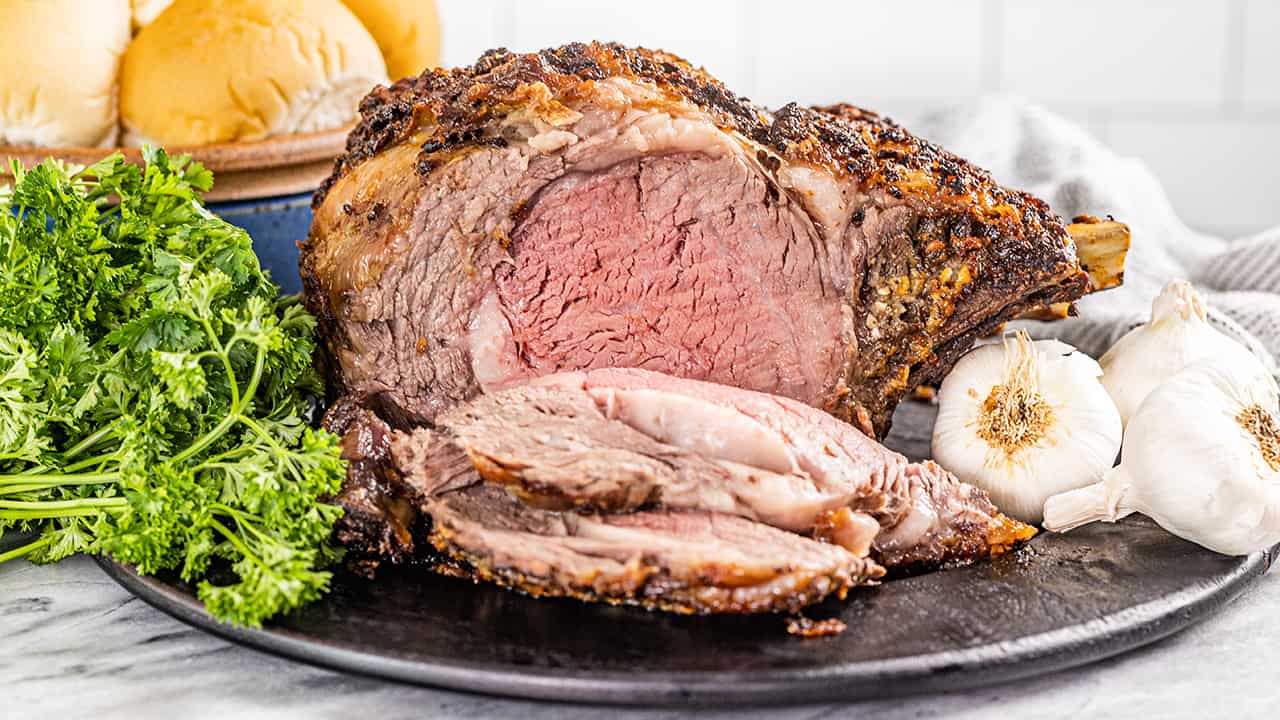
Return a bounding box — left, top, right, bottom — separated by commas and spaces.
332, 417, 883, 613
426, 484, 880, 614
390, 368, 1035, 570
302, 42, 1090, 439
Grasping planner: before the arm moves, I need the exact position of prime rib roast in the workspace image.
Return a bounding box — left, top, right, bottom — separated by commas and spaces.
302, 42, 1113, 614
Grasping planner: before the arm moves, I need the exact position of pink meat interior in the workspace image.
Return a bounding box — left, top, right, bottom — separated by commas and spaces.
477, 152, 845, 406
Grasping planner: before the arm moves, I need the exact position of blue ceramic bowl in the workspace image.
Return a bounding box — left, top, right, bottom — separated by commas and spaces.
211, 192, 315, 294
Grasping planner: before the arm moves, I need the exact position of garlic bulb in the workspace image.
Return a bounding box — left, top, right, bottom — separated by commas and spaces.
1100, 279, 1259, 427
931, 331, 1122, 524
1044, 355, 1280, 555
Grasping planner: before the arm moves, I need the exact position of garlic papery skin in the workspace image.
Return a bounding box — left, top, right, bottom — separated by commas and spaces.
1044, 356, 1280, 555
1100, 279, 1260, 427
931, 331, 1122, 524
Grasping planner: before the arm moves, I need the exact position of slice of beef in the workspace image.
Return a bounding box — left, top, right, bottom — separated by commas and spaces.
392, 368, 1036, 569
425, 484, 882, 614
302, 42, 1090, 439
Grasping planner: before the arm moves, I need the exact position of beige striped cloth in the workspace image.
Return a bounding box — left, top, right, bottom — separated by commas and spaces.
915, 97, 1279, 371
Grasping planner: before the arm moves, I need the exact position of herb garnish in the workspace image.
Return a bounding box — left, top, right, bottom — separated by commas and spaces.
0, 149, 344, 626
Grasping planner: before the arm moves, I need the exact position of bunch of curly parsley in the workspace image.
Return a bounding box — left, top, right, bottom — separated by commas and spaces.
0, 149, 345, 627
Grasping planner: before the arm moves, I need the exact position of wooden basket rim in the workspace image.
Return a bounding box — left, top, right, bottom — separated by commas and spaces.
0, 125, 351, 173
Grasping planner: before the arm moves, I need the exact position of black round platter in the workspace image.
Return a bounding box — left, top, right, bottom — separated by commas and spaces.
97, 401, 1278, 705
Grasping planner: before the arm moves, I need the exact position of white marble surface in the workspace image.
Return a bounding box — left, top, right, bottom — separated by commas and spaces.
3, 556, 1277, 719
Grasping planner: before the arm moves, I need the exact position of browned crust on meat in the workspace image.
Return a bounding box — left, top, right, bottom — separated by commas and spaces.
805, 101, 1067, 243
803, 102, 1088, 433
427, 524, 875, 615
315, 43, 1072, 245
314, 42, 766, 207
881, 515, 1035, 571
323, 396, 419, 566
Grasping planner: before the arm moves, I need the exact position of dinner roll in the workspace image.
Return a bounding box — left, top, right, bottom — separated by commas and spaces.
0, 0, 130, 147
341, 0, 442, 80
120, 0, 388, 146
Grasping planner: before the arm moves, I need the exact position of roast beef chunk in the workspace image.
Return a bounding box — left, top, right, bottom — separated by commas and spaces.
391, 368, 1036, 569
426, 484, 882, 614
322, 396, 418, 567
302, 43, 1089, 439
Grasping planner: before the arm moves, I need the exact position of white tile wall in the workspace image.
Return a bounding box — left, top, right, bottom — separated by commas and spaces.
753, 0, 986, 109
437, 0, 500, 68
999, 0, 1230, 107
434, 0, 1280, 238
1242, 0, 1280, 109
506, 0, 757, 93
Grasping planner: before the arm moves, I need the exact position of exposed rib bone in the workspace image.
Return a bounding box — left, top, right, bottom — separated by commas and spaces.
1015, 217, 1131, 321
1069, 216, 1130, 293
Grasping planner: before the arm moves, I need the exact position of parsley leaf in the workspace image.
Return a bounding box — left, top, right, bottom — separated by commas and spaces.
0, 149, 345, 627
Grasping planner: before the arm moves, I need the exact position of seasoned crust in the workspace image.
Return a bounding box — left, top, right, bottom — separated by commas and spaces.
423, 486, 881, 615
805, 101, 1068, 246
322, 395, 422, 569
316, 42, 1071, 250
429, 535, 862, 616
315, 42, 768, 208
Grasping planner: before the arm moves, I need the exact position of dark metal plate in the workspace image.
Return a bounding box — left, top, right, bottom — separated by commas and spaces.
97, 402, 1277, 705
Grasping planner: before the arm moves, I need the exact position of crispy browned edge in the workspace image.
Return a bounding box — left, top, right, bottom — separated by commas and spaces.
426, 522, 870, 615
314, 43, 1069, 243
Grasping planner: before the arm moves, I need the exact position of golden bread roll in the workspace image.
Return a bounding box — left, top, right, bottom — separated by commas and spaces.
0, 0, 131, 147
342, 0, 442, 80
120, 0, 388, 145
